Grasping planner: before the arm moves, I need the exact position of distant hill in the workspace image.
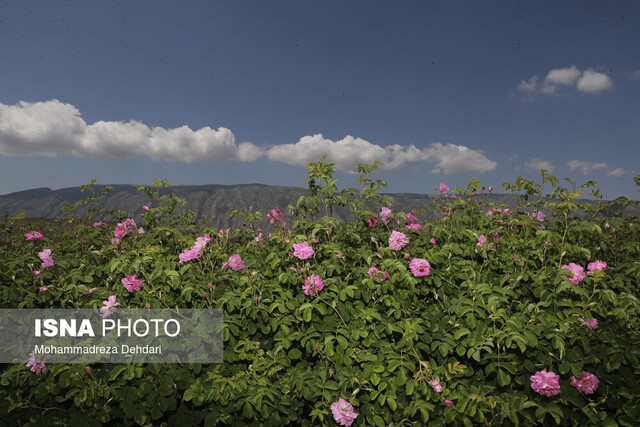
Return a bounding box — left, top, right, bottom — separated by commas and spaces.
0, 184, 637, 229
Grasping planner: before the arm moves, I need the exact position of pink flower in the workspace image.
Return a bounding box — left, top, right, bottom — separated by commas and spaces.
587, 260, 607, 274
570, 371, 599, 394
228, 254, 245, 271
39, 287, 47, 292
268, 207, 283, 224
93, 221, 105, 228
388, 231, 409, 250
192, 234, 212, 251
404, 253, 410, 259
488, 186, 493, 192
605, 222, 610, 229
26, 350, 47, 375
562, 263, 585, 284
303, 275, 324, 296
406, 213, 418, 224
100, 295, 119, 318
585, 317, 598, 329
179, 248, 202, 264
179, 234, 212, 263
405, 223, 422, 231
85, 366, 91, 373
221, 262, 229, 269
380, 207, 392, 224
143, 205, 149, 211
114, 218, 137, 239
335, 253, 342, 259
38, 249, 54, 269
536, 211, 545, 221
33, 270, 41, 276
331, 398, 358, 427
439, 183, 449, 194
367, 215, 378, 227
445, 399, 453, 406
293, 242, 314, 259
430, 379, 443, 393
476, 235, 487, 247
530, 370, 560, 397
367, 267, 389, 282
25, 231, 45, 241
430, 238, 437, 244
409, 258, 431, 277
121, 274, 144, 291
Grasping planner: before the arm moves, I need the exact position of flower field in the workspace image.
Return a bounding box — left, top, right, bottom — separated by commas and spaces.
1, 161, 639, 426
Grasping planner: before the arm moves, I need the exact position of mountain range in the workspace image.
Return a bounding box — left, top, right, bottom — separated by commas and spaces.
0, 184, 637, 229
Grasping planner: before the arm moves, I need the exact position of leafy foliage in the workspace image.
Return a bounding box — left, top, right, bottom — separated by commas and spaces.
1, 165, 639, 426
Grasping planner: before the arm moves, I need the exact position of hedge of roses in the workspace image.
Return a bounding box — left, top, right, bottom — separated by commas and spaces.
1, 164, 639, 426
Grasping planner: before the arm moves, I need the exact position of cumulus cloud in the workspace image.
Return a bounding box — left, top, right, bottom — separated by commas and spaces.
576, 69, 613, 93
0, 99, 263, 162
606, 167, 635, 178
511, 66, 612, 100
567, 160, 608, 175
266, 134, 497, 175
545, 65, 581, 86
1, 99, 497, 175
524, 158, 555, 172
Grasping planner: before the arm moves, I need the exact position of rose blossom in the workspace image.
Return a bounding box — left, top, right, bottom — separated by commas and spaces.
25, 231, 45, 241
302, 275, 324, 296
388, 231, 408, 250
228, 254, 245, 271
570, 371, 599, 394
26, 350, 47, 375
292, 241, 314, 259
430, 379, 443, 393
367, 267, 389, 282
530, 370, 560, 396
562, 263, 585, 284
99, 295, 119, 318
587, 260, 607, 274
121, 274, 144, 292
409, 258, 431, 277
379, 207, 392, 224
331, 398, 358, 426
38, 249, 54, 269
439, 183, 449, 194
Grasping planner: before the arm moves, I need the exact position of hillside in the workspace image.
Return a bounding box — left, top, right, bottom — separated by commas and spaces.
0, 183, 637, 229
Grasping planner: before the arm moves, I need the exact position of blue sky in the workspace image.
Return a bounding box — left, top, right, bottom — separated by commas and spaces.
1, 1, 639, 199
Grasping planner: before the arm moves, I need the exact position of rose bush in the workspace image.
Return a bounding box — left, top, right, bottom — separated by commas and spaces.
0, 164, 639, 426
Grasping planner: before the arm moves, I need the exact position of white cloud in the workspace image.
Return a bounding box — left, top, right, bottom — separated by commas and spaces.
0, 99, 263, 162
512, 66, 612, 100
567, 160, 608, 175
576, 69, 613, 93
1, 99, 497, 175
545, 65, 581, 85
266, 134, 497, 175
524, 158, 555, 172
606, 167, 635, 178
